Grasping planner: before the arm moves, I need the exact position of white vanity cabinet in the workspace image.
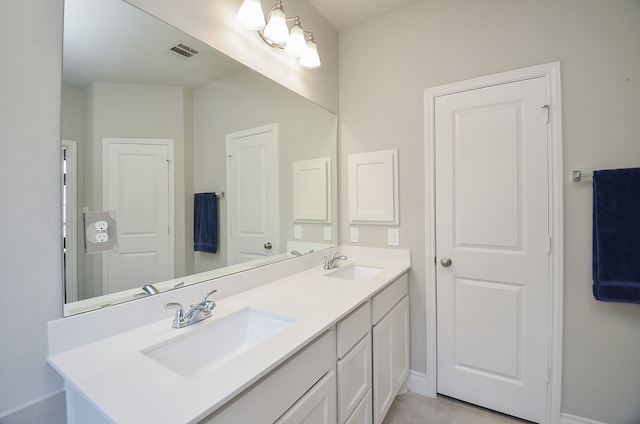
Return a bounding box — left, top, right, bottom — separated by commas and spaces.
371, 274, 410, 424
48, 247, 412, 424
336, 303, 372, 424
202, 330, 336, 423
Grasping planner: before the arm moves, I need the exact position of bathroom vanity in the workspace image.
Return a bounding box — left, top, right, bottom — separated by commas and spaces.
48, 247, 410, 424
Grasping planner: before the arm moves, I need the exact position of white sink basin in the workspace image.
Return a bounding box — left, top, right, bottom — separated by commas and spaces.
325, 264, 384, 281
142, 307, 297, 378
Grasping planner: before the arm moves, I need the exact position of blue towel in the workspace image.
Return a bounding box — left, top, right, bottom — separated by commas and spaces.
194, 192, 218, 254
592, 167, 640, 304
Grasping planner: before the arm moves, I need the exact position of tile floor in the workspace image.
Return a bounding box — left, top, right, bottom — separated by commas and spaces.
383, 391, 531, 424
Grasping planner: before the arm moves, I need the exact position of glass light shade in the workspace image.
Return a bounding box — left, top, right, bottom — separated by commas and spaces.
299, 40, 321, 69
237, 0, 265, 30
284, 23, 307, 57
263, 8, 289, 45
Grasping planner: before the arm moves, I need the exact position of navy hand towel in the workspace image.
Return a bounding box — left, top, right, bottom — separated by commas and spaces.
592, 167, 640, 304
194, 192, 218, 254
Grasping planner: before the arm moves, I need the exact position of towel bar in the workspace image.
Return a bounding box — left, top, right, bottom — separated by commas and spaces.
572, 170, 593, 182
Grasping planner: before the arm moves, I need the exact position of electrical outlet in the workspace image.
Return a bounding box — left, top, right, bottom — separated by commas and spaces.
350, 227, 359, 243
323, 226, 332, 241
96, 232, 109, 243
294, 225, 302, 239
95, 220, 108, 231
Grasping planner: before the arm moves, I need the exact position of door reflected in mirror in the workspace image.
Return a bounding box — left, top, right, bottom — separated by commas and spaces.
61, 0, 337, 316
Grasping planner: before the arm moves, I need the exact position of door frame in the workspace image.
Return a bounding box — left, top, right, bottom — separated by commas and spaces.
62, 139, 78, 302
424, 62, 563, 423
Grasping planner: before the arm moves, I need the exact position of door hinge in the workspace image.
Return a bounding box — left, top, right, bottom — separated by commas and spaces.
546, 365, 551, 383
542, 104, 550, 123
548, 236, 552, 254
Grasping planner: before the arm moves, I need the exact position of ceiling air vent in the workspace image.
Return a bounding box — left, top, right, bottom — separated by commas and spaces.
169, 43, 200, 60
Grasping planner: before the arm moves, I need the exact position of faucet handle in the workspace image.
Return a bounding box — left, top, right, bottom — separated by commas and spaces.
165, 302, 188, 328
202, 289, 218, 302
165, 302, 185, 318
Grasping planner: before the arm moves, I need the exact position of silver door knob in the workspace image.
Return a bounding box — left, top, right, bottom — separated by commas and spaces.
440, 257, 452, 267
264, 242, 273, 250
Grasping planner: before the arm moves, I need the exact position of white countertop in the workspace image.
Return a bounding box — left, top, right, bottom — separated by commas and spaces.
48, 252, 410, 424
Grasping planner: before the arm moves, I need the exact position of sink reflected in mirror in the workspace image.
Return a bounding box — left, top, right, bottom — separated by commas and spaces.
325, 264, 384, 281
142, 308, 297, 379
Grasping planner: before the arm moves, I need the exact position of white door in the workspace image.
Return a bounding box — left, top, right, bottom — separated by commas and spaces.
103, 139, 174, 293
435, 77, 550, 422
226, 124, 278, 265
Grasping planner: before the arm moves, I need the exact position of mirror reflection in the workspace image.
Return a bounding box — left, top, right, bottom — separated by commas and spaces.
61, 0, 338, 316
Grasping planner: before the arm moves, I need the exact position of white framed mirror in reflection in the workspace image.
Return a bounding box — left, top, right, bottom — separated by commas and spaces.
61, 0, 338, 316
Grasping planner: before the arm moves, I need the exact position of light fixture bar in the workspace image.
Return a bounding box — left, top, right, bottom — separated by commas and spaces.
237, 0, 321, 69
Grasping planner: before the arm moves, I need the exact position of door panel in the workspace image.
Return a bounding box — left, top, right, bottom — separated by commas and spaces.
104, 140, 173, 294
226, 124, 278, 265
435, 77, 549, 423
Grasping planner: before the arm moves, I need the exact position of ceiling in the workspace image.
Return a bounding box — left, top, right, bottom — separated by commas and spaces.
308, 0, 422, 32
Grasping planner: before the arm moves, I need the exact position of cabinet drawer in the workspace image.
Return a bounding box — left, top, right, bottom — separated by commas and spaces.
337, 333, 371, 424
202, 330, 335, 423
344, 389, 372, 424
337, 302, 371, 358
276, 371, 337, 424
371, 273, 408, 325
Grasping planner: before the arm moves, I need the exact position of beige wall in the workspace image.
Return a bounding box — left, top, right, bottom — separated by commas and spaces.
338, 0, 640, 422
69, 82, 191, 299
0, 0, 65, 417
193, 69, 337, 273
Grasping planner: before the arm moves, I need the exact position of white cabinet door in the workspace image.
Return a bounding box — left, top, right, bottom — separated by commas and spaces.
372, 296, 409, 424
338, 334, 371, 424
277, 371, 337, 424
344, 390, 372, 424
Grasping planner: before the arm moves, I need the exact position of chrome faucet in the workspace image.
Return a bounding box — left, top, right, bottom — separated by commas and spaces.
165, 289, 217, 328
142, 284, 160, 295
324, 252, 347, 270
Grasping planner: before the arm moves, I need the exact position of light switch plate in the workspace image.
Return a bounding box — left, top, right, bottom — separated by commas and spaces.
350, 227, 359, 243
323, 226, 332, 241
388, 228, 399, 246
294, 225, 302, 239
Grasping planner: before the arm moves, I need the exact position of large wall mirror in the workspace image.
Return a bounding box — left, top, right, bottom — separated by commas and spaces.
62, 0, 338, 316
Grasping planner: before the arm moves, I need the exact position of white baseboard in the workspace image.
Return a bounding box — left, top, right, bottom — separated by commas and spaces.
0, 390, 66, 423
560, 414, 607, 424
406, 370, 430, 397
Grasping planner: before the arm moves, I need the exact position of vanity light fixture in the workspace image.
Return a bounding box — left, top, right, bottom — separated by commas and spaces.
237, 0, 321, 69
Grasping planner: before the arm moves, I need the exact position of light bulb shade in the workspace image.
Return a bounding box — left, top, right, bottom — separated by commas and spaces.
237, 0, 265, 30
299, 40, 321, 69
263, 8, 289, 45
284, 23, 307, 57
